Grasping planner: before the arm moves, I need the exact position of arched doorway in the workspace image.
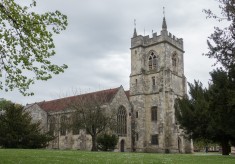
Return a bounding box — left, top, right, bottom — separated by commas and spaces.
120, 140, 125, 152
178, 137, 182, 153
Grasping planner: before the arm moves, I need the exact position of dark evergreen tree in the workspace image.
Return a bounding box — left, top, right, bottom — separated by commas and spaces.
204, 0, 235, 119
175, 69, 235, 155
0, 100, 54, 148
175, 81, 211, 141
207, 69, 235, 155
176, 0, 235, 155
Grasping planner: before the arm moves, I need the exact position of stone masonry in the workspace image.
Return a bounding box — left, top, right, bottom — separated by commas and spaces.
130, 17, 192, 153
26, 16, 193, 153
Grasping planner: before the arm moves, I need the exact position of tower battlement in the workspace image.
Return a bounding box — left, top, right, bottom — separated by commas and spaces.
131, 31, 183, 51
131, 16, 183, 51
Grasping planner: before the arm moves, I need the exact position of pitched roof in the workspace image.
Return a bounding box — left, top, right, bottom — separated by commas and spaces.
37, 87, 120, 112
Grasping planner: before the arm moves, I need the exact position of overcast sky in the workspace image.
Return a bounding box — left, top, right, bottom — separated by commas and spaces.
3, 0, 226, 105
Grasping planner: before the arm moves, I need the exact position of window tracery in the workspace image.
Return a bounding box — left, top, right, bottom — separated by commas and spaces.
117, 106, 127, 136
148, 52, 157, 70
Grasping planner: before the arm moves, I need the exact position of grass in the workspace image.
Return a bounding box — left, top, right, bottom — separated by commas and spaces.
0, 149, 234, 164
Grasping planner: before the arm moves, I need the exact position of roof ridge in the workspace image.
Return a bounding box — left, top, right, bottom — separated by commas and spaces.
38, 87, 120, 105
37, 87, 120, 112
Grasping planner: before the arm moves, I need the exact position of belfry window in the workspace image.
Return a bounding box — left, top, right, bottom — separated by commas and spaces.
151, 106, 158, 121
153, 55, 157, 69
149, 53, 157, 70
117, 106, 127, 136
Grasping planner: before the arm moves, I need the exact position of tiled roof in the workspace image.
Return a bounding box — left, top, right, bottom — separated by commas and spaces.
37, 87, 120, 112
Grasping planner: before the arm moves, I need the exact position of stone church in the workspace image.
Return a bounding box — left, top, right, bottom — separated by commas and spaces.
26, 16, 193, 153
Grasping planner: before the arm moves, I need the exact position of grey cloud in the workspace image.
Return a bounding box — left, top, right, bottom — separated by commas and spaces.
3, 0, 224, 105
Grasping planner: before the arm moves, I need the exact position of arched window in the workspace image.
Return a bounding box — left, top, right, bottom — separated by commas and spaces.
49, 116, 56, 135
172, 57, 177, 67
149, 55, 153, 70
117, 106, 127, 136
153, 55, 157, 69
149, 53, 157, 70
60, 115, 68, 136
151, 106, 158, 121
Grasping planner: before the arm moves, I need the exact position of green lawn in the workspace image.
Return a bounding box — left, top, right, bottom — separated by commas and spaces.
0, 149, 234, 164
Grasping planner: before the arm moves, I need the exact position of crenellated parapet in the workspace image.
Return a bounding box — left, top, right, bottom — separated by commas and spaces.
131, 31, 183, 51
131, 16, 183, 51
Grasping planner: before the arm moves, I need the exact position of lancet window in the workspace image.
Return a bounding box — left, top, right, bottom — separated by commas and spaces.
151, 106, 158, 121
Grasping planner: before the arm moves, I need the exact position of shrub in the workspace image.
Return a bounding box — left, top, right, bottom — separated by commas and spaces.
97, 134, 118, 151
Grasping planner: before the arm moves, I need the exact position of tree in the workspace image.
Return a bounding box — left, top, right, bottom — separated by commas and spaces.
175, 69, 235, 155
175, 81, 211, 141
177, 0, 235, 155
97, 134, 118, 151
0, 100, 54, 148
70, 91, 117, 151
203, 0, 235, 70
204, 0, 235, 114
207, 69, 235, 155
0, 0, 68, 96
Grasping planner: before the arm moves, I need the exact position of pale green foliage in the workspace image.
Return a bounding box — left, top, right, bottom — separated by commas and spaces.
0, 0, 68, 95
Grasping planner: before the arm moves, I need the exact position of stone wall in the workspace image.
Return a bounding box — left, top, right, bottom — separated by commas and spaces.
130, 24, 193, 153
25, 104, 47, 133
26, 87, 132, 152
109, 86, 132, 152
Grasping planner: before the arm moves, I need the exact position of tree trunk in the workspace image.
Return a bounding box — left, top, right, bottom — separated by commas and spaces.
91, 134, 98, 151
221, 139, 230, 155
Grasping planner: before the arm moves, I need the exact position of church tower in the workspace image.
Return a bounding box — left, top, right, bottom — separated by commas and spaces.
130, 16, 193, 153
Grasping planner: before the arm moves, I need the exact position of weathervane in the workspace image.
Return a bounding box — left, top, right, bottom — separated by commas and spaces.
134, 19, 136, 28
